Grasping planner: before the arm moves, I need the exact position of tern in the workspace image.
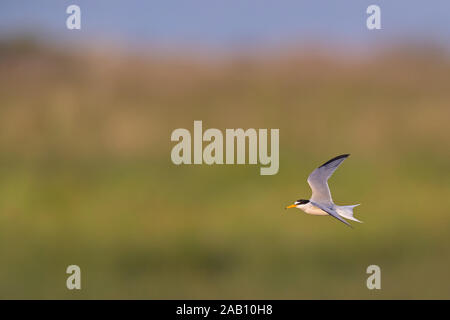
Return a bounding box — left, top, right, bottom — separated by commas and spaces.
285, 154, 361, 227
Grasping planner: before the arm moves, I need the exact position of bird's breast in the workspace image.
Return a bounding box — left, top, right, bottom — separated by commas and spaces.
302, 204, 329, 216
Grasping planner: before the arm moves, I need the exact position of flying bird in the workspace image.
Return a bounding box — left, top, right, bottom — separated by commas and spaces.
285, 154, 361, 227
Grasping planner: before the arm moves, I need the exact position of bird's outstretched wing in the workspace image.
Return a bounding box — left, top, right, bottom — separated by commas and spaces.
311, 201, 352, 228
307, 154, 350, 206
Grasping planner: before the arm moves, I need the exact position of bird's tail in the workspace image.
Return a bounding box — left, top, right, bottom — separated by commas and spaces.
336, 204, 362, 223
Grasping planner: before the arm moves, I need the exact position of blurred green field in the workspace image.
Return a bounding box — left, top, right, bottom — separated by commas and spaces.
0, 40, 449, 299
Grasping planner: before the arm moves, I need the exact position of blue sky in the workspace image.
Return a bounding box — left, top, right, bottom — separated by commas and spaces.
0, 0, 449, 50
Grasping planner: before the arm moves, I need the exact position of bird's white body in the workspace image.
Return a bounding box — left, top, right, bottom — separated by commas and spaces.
297, 202, 328, 216
296, 202, 361, 222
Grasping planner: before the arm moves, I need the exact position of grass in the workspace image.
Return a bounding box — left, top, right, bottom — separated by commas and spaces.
0, 39, 449, 298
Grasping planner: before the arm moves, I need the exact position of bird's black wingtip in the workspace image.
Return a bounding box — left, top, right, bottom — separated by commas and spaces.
319, 154, 350, 168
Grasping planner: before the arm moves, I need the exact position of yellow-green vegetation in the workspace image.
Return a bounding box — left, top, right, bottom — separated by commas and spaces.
0, 39, 449, 298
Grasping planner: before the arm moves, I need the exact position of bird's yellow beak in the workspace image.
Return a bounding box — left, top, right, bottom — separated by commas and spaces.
285, 204, 296, 209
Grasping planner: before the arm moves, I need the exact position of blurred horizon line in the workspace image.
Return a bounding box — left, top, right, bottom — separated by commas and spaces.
2, 31, 450, 62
